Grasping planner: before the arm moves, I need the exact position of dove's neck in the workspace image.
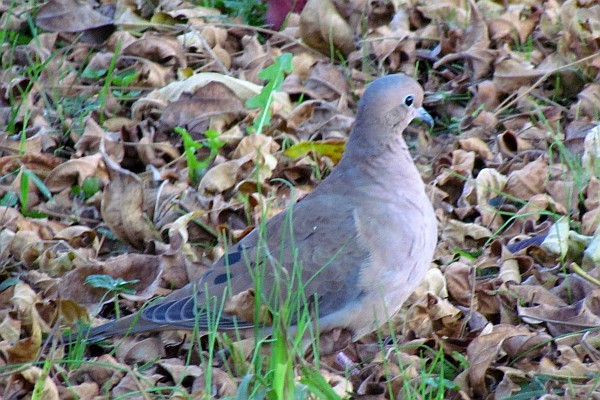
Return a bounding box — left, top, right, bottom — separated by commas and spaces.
336, 120, 423, 190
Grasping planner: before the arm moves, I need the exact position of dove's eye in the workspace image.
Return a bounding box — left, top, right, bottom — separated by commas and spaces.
404, 95, 414, 107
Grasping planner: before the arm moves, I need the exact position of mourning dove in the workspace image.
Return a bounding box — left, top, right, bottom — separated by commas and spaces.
61, 74, 437, 351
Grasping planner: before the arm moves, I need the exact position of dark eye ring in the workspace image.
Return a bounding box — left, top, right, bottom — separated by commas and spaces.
404, 95, 414, 107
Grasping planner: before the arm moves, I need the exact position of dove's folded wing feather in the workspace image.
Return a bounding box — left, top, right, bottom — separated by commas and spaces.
139, 193, 370, 331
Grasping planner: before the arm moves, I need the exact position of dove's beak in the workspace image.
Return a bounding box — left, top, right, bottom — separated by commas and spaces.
415, 107, 434, 128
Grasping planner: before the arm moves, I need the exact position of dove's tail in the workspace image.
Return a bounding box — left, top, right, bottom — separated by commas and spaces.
45, 313, 166, 347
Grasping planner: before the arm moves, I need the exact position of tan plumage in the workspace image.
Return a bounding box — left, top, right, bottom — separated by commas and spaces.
64, 74, 437, 351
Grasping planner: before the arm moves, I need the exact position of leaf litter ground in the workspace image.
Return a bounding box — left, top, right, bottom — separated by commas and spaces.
1, 0, 600, 398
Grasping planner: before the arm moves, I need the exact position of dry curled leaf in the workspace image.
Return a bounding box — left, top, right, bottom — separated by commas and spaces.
57, 254, 162, 316
433, 0, 495, 80
101, 146, 160, 249
504, 155, 548, 202
223, 289, 272, 325
198, 153, 254, 195
44, 154, 107, 193
299, 0, 355, 56
36, 0, 113, 33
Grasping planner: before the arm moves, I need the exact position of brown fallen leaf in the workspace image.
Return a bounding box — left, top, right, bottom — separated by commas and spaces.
56, 299, 91, 326
115, 336, 166, 364
57, 382, 99, 400
57, 254, 162, 316
73, 116, 126, 159
466, 324, 551, 398
198, 153, 254, 195
133, 72, 292, 123
302, 61, 350, 102
518, 290, 600, 336
433, 0, 495, 80
44, 153, 107, 194
539, 345, 597, 378
503, 155, 548, 202
300, 0, 355, 57
191, 367, 238, 397
0, 152, 62, 176
157, 358, 203, 385
475, 167, 508, 230
101, 143, 160, 249
403, 292, 462, 338
5, 337, 42, 364
19, 367, 60, 399
159, 82, 246, 136
111, 371, 162, 399
223, 289, 272, 326
445, 261, 474, 308
36, 0, 113, 33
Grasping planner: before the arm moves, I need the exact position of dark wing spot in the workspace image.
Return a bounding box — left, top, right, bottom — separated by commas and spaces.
224, 250, 241, 265
214, 273, 230, 285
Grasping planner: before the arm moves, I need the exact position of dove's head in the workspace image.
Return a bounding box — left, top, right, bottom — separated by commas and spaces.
354, 74, 434, 136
